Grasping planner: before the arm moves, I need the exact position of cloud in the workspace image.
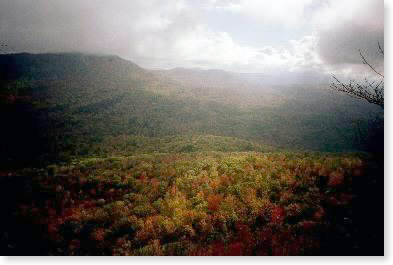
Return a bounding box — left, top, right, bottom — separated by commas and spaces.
0, 0, 384, 79
204, 0, 314, 27
312, 0, 384, 72
0, 0, 189, 58
0, 0, 317, 73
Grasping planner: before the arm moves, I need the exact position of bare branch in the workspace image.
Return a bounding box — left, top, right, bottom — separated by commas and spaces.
378, 41, 384, 55
331, 75, 384, 108
359, 49, 384, 78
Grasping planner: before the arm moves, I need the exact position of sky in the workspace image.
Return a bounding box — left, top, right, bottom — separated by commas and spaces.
0, 0, 384, 79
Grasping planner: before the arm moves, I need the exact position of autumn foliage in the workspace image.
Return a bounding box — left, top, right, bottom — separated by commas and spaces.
7, 151, 364, 255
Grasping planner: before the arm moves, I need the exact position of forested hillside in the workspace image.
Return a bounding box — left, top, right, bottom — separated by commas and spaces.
2, 151, 379, 255
0, 53, 380, 167
0, 53, 383, 256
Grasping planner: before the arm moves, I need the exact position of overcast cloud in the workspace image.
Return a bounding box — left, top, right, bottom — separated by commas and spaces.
0, 0, 384, 78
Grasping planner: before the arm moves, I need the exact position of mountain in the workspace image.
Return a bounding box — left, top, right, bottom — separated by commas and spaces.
154, 68, 284, 108
0, 53, 380, 166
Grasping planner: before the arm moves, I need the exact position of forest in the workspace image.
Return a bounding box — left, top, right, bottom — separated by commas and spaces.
0, 53, 383, 255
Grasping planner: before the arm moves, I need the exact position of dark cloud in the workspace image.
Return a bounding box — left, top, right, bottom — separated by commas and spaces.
0, 0, 192, 64
316, 0, 384, 69
318, 24, 384, 67
0, 0, 106, 53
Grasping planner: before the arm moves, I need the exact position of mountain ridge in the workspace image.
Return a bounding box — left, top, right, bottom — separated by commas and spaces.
0, 52, 380, 166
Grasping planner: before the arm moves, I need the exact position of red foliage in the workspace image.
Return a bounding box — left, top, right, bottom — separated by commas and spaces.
254, 229, 274, 255
226, 241, 245, 255
271, 206, 285, 225
79, 177, 88, 186
68, 239, 81, 251
313, 207, 325, 221
207, 194, 223, 212
210, 241, 226, 256
47, 223, 58, 235
328, 171, 345, 187
236, 223, 252, 242
256, 228, 273, 244
63, 208, 83, 221
89, 188, 97, 196
271, 230, 293, 255
327, 196, 340, 207
302, 221, 317, 231
139, 172, 148, 183
339, 193, 353, 205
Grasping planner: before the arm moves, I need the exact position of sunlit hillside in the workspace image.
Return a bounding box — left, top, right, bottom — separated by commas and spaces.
2, 149, 381, 255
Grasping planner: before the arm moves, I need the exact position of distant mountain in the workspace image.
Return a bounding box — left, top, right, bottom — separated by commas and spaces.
157, 67, 329, 89
0, 53, 380, 166
154, 67, 285, 108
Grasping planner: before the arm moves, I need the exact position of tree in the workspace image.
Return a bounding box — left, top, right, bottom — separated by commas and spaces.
331, 43, 384, 154
331, 44, 384, 257
331, 42, 384, 108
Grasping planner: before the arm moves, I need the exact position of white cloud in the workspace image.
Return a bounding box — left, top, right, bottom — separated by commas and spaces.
0, 0, 384, 79
136, 24, 322, 74
311, 0, 383, 31
204, 0, 314, 27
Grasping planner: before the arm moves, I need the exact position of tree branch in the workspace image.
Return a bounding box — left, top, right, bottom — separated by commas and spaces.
359, 49, 384, 78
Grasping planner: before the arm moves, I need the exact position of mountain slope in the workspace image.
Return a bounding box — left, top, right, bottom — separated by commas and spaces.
0, 53, 380, 166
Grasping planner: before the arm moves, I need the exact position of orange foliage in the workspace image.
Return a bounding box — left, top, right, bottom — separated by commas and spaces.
207, 194, 224, 211
150, 178, 160, 189
210, 179, 220, 191
11, 152, 366, 255
219, 174, 231, 186
91, 228, 106, 241
244, 164, 254, 173
328, 170, 345, 187
170, 185, 177, 196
